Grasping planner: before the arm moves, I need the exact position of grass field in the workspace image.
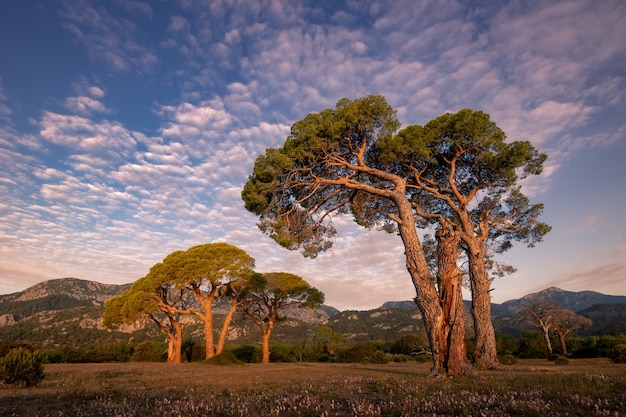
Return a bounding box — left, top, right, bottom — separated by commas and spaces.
1, 358, 624, 416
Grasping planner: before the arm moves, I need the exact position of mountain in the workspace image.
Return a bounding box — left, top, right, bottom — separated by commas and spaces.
0, 279, 624, 350
0, 278, 330, 349
378, 287, 626, 318
497, 287, 626, 315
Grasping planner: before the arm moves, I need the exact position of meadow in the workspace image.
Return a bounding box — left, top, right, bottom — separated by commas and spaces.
1, 359, 624, 416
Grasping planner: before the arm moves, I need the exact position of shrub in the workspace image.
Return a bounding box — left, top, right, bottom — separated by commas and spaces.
131, 340, 167, 362
553, 355, 570, 365
498, 354, 517, 365
205, 351, 242, 366
370, 350, 390, 364
231, 345, 261, 363
0, 348, 46, 387
336, 341, 377, 363
270, 342, 298, 362
609, 344, 626, 363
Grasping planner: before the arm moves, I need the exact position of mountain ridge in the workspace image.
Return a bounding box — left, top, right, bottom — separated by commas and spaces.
0, 278, 624, 349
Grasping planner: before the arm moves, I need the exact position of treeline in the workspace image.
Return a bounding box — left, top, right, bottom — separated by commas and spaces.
2, 330, 625, 366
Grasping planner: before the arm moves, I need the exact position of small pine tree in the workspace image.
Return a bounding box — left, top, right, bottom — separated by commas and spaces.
0, 348, 46, 387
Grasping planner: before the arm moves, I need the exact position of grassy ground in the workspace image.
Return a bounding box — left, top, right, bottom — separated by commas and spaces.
1, 358, 624, 416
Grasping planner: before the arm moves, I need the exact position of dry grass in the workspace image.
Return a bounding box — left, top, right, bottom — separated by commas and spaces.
1, 359, 625, 416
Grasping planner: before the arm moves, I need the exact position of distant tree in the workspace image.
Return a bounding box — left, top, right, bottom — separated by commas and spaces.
552, 309, 592, 355
164, 243, 255, 359
103, 265, 193, 364
240, 272, 324, 364
517, 299, 557, 355
104, 243, 255, 361
305, 327, 343, 361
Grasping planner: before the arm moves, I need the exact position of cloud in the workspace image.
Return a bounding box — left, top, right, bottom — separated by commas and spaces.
112, 0, 154, 19
38, 111, 137, 158
65, 96, 109, 116
59, 0, 158, 73
530, 262, 626, 295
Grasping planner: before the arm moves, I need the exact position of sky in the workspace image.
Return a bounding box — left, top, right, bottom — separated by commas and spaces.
0, 0, 625, 311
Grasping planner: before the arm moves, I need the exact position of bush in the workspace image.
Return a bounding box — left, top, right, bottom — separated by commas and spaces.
270, 342, 299, 362
205, 351, 242, 366
609, 344, 626, 363
0, 348, 46, 387
498, 354, 517, 365
370, 350, 390, 364
336, 342, 377, 363
231, 345, 261, 363
553, 355, 570, 365
131, 340, 167, 362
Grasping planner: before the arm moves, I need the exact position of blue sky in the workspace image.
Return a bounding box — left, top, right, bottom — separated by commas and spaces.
0, 0, 624, 310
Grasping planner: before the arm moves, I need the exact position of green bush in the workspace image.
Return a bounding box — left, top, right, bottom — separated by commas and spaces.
370, 350, 390, 364
205, 351, 242, 366
609, 344, 626, 363
130, 340, 167, 362
0, 348, 46, 387
336, 341, 377, 363
270, 342, 299, 362
553, 355, 570, 365
498, 354, 517, 365
231, 345, 261, 363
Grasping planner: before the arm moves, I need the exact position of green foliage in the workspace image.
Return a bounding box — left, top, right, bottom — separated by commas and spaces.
390, 334, 426, 355
0, 294, 93, 320
0, 348, 46, 387
205, 351, 242, 366
231, 345, 262, 363
496, 333, 521, 356
169, 243, 255, 287
517, 332, 550, 359
553, 355, 570, 365
498, 354, 517, 365
303, 327, 343, 361
610, 344, 626, 363
370, 350, 390, 364
269, 342, 300, 362
130, 340, 167, 362
336, 341, 378, 363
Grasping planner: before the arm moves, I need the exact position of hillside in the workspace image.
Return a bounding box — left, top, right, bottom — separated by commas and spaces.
0, 279, 624, 350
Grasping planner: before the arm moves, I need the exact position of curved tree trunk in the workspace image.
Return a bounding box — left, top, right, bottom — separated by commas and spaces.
164, 319, 183, 364
541, 325, 553, 355
395, 197, 444, 375
467, 247, 499, 369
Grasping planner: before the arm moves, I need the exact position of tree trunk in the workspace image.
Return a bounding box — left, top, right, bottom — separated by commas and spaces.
542, 326, 553, 355
204, 316, 214, 359
166, 320, 183, 364
394, 196, 444, 375
216, 299, 239, 355
436, 225, 471, 376
260, 320, 275, 364
557, 332, 568, 356
466, 245, 499, 369
192, 288, 216, 360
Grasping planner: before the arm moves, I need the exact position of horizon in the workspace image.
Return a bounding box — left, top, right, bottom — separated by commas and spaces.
3, 277, 624, 312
